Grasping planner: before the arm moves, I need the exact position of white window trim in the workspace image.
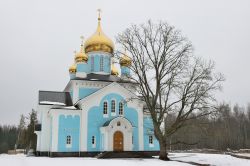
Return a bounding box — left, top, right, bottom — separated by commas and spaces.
66, 135, 72, 148
92, 136, 96, 148
103, 100, 108, 118
149, 135, 154, 147
149, 143, 154, 148
66, 144, 72, 148
111, 99, 116, 116
118, 102, 124, 116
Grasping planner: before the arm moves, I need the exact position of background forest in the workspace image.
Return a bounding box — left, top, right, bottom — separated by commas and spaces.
0, 103, 250, 154
0, 109, 37, 153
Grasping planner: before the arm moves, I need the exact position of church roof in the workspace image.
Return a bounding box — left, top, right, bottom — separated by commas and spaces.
75, 82, 140, 108
39, 91, 73, 106
102, 117, 134, 127
102, 119, 113, 126
72, 73, 136, 84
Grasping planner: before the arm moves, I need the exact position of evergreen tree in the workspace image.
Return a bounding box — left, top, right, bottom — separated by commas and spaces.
25, 109, 38, 151
0, 125, 18, 153
16, 114, 26, 149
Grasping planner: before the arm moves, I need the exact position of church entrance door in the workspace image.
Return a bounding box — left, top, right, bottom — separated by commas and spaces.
113, 131, 123, 151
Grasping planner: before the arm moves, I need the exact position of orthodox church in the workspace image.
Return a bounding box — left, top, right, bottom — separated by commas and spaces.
35, 11, 159, 157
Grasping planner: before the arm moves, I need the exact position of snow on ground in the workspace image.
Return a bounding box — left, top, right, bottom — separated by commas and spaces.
170, 153, 250, 166
0, 153, 250, 166
0, 154, 188, 166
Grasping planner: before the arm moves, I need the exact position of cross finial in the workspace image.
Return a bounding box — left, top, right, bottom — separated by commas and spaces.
97, 9, 101, 21
80, 35, 84, 45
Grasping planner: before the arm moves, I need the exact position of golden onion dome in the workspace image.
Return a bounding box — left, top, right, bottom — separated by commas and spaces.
75, 36, 88, 63
84, 10, 114, 54
120, 50, 132, 67
111, 63, 119, 76
69, 63, 77, 73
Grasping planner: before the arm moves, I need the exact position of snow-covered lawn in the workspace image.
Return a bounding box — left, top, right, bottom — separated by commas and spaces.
0, 154, 188, 166
170, 153, 250, 165
0, 153, 250, 166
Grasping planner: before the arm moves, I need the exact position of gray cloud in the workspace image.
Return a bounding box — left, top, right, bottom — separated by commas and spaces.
0, 0, 249, 125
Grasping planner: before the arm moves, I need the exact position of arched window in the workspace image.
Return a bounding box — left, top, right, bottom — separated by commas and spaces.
111, 100, 115, 113
119, 102, 123, 115
100, 56, 104, 71
103, 101, 108, 114
66, 135, 71, 145
91, 56, 95, 71
117, 121, 121, 126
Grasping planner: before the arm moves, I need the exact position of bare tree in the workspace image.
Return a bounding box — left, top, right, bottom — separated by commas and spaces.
116, 20, 224, 160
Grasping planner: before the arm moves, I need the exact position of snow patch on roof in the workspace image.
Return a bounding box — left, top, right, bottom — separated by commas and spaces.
39, 101, 66, 106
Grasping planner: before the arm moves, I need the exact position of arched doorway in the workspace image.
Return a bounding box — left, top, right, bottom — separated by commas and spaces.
113, 131, 123, 151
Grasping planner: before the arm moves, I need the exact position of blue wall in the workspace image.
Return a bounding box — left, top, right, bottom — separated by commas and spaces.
58, 115, 80, 152
143, 116, 160, 151
121, 66, 130, 76
89, 53, 111, 74
77, 63, 90, 73
104, 56, 111, 73
70, 53, 111, 76
87, 93, 139, 151
69, 73, 76, 79
79, 88, 99, 99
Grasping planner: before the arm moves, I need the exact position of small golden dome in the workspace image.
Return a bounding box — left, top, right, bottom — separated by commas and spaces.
69, 63, 77, 73
111, 63, 119, 76
84, 10, 114, 54
120, 50, 132, 67
75, 36, 88, 63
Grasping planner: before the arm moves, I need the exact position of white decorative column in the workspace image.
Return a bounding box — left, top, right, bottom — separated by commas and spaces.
50, 112, 59, 152
73, 81, 79, 104
81, 108, 88, 151
138, 103, 144, 151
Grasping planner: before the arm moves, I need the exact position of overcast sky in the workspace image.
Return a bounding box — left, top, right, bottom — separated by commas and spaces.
0, 0, 250, 125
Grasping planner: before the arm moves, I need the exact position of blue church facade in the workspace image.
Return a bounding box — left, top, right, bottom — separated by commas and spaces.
35, 12, 159, 157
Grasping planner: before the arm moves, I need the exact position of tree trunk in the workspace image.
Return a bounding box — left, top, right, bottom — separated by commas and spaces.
159, 140, 170, 161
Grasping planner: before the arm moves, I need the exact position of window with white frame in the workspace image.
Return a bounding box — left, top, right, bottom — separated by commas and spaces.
119, 102, 123, 115
91, 56, 94, 71
100, 56, 104, 71
103, 101, 108, 114
92, 136, 95, 144
111, 100, 115, 113
149, 135, 153, 144
66, 135, 71, 145
91, 136, 96, 148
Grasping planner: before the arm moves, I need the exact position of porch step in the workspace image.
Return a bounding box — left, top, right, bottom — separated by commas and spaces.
96, 151, 159, 159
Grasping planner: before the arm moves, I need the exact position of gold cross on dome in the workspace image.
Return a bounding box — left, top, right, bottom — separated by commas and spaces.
80, 35, 84, 45
97, 9, 101, 20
